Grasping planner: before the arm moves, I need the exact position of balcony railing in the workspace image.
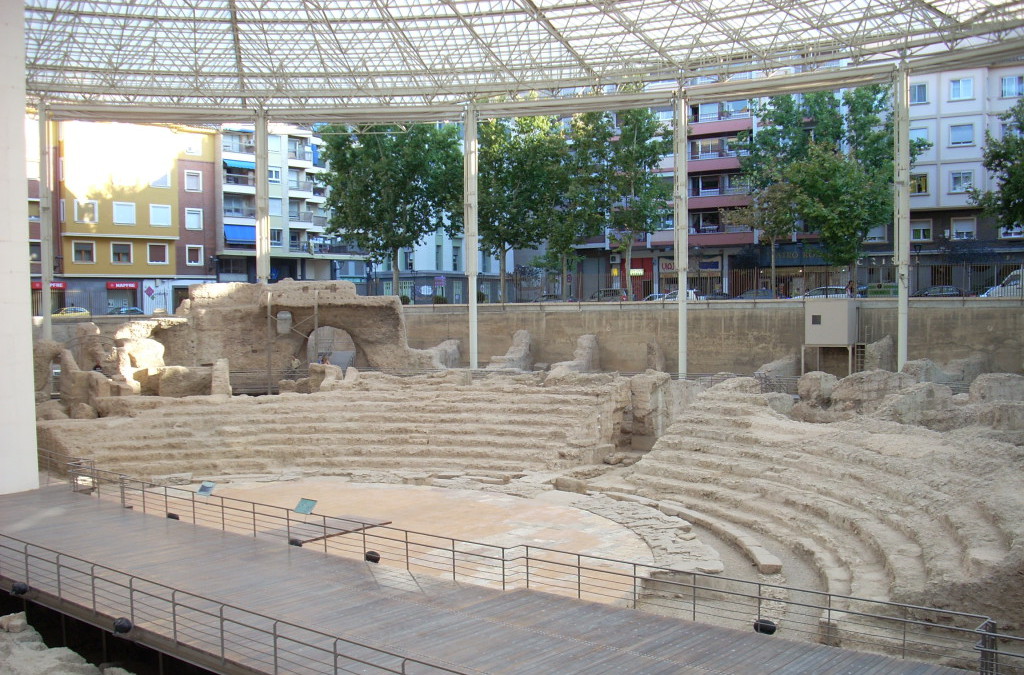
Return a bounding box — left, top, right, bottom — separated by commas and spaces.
224, 172, 255, 186
288, 148, 313, 161
690, 185, 750, 198
289, 211, 314, 223
289, 179, 314, 191
224, 207, 256, 218
222, 142, 255, 154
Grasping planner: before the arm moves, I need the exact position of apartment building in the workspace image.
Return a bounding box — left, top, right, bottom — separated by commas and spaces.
216, 124, 364, 285
39, 121, 219, 314
859, 64, 1024, 294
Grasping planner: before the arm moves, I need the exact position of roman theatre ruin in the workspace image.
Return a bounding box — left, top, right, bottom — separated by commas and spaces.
32, 280, 1024, 655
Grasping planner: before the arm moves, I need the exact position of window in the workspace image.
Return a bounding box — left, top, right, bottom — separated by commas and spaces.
224, 195, 252, 217
269, 198, 283, 217
723, 100, 749, 117
270, 229, 282, 247
1003, 122, 1021, 139
865, 225, 886, 242
999, 224, 1024, 239
151, 173, 170, 188
909, 127, 928, 143
949, 124, 974, 146
910, 220, 932, 241
288, 199, 301, 219
689, 211, 721, 232
150, 204, 172, 226
72, 241, 95, 263
184, 170, 202, 192
909, 83, 928, 104
268, 136, 281, 152
910, 174, 929, 194
268, 168, 281, 183
74, 200, 98, 223
59, 199, 65, 223
691, 175, 720, 196
29, 242, 40, 262
111, 242, 132, 264
1001, 75, 1024, 98
452, 245, 461, 272
186, 245, 204, 265
222, 134, 253, 154
950, 170, 974, 193
690, 138, 720, 159
112, 201, 136, 224
184, 208, 203, 230
950, 217, 975, 240
147, 243, 168, 264
949, 78, 973, 100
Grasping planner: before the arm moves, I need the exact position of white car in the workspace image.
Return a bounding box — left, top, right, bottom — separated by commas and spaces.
802, 286, 854, 298
980, 281, 1022, 298
662, 289, 699, 301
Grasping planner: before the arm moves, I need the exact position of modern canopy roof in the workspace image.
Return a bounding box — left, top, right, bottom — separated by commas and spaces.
24, 1, 1024, 122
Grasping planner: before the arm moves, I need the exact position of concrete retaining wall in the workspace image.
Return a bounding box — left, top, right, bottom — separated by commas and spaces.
403, 298, 1024, 375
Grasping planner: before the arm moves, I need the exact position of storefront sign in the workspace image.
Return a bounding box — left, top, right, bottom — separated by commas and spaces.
31, 281, 67, 290
106, 281, 139, 290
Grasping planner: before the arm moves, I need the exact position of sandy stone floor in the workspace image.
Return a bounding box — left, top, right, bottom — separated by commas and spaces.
212, 477, 654, 562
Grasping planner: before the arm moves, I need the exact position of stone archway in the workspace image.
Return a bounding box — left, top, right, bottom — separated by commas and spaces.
306, 326, 358, 369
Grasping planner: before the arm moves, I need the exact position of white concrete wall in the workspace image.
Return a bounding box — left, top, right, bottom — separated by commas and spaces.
0, 6, 39, 495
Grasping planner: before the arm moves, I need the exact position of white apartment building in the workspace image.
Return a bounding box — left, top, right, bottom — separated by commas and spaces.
216, 123, 365, 284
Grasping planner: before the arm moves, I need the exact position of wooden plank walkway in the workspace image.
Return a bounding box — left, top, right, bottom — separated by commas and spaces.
0, 486, 968, 674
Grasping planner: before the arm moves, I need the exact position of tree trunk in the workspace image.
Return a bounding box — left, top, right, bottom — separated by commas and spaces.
498, 245, 508, 302
560, 254, 567, 300
769, 236, 777, 298
391, 248, 401, 299
624, 241, 634, 300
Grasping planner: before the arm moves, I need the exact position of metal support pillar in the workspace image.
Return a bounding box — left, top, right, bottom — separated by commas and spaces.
38, 101, 53, 340
464, 102, 479, 370
254, 109, 271, 284
673, 90, 689, 378
893, 63, 911, 371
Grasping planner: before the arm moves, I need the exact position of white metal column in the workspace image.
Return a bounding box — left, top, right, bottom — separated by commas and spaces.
464, 103, 479, 369
673, 90, 689, 377
1, 3, 39, 494
254, 109, 271, 284
38, 101, 53, 341
893, 63, 911, 371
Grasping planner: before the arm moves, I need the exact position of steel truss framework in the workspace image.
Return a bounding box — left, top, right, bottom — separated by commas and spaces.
24, 1, 1024, 123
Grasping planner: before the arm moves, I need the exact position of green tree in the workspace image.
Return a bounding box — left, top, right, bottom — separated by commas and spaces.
788, 143, 891, 266
549, 110, 616, 299
720, 180, 799, 295
478, 114, 568, 301
970, 99, 1024, 234
740, 85, 927, 267
320, 124, 463, 296
608, 105, 673, 299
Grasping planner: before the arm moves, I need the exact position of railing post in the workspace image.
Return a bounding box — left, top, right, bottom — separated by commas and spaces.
129, 577, 136, 623
632, 563, 638, 609
119, 475, 126, 507
272, 620, 279, 674
171, 590, 178, 644
252, 502, 257, 537
91, 564, 98, 616
55, 554, 62, 598
577, 554, 582, 599
404, 532, 410, 573
501, 548, 506, 592
525, 546, 530, 589
756, 582, 763, 621
451, 538, 456, 581
220, 605, 227, 664
978, 619, 998, 675
691, 572, 697, 621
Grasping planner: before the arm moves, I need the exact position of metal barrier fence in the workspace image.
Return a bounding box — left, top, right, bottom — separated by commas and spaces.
0, 534, 468, 675
47, 459, 1024, 673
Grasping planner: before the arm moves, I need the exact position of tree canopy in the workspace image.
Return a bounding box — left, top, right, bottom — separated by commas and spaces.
320, 123, 463, 293
739, 85, 924, 266
971, 99, 1024, 234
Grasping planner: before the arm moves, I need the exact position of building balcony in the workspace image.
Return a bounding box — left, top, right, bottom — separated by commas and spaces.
688, 193, 751, 210
224, 207, 256, 220
687, 116, 753, 135
288, 211, 314, 224
687, 156, 743, 172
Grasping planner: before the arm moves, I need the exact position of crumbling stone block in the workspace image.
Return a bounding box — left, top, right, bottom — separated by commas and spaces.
969, 373, 1024, 403
798, 371, 838, 407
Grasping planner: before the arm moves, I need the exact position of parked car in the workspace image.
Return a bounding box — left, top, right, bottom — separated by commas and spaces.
702, 291, 731, 300
663, 289, 699, 301
643, 293, 667, 301
912, 285, 968, 297
52, 306, 90, 318
733, 288, 778, 300
802, 286, 854, 298
106, 306, 146, 314
531, 294, 574, 302
980, 280, 1022, 298
588, 288, 628, 302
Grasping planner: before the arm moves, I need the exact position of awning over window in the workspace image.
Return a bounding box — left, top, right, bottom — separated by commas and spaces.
224, 224, 256, 244
223, 159, 256, 170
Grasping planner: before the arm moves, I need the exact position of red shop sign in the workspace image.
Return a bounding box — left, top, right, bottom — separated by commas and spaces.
31, 281, 67, 290
106, 281, 139, 290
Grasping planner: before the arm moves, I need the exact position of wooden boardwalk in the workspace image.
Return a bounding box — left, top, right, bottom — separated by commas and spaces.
0, 486, 968, 674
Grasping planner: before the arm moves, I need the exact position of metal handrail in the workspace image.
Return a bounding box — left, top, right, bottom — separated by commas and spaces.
0, 533, 470, 674
50, 458, 1024, 672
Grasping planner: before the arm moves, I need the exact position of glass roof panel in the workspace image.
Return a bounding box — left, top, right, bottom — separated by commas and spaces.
23, 0, 1024, 121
